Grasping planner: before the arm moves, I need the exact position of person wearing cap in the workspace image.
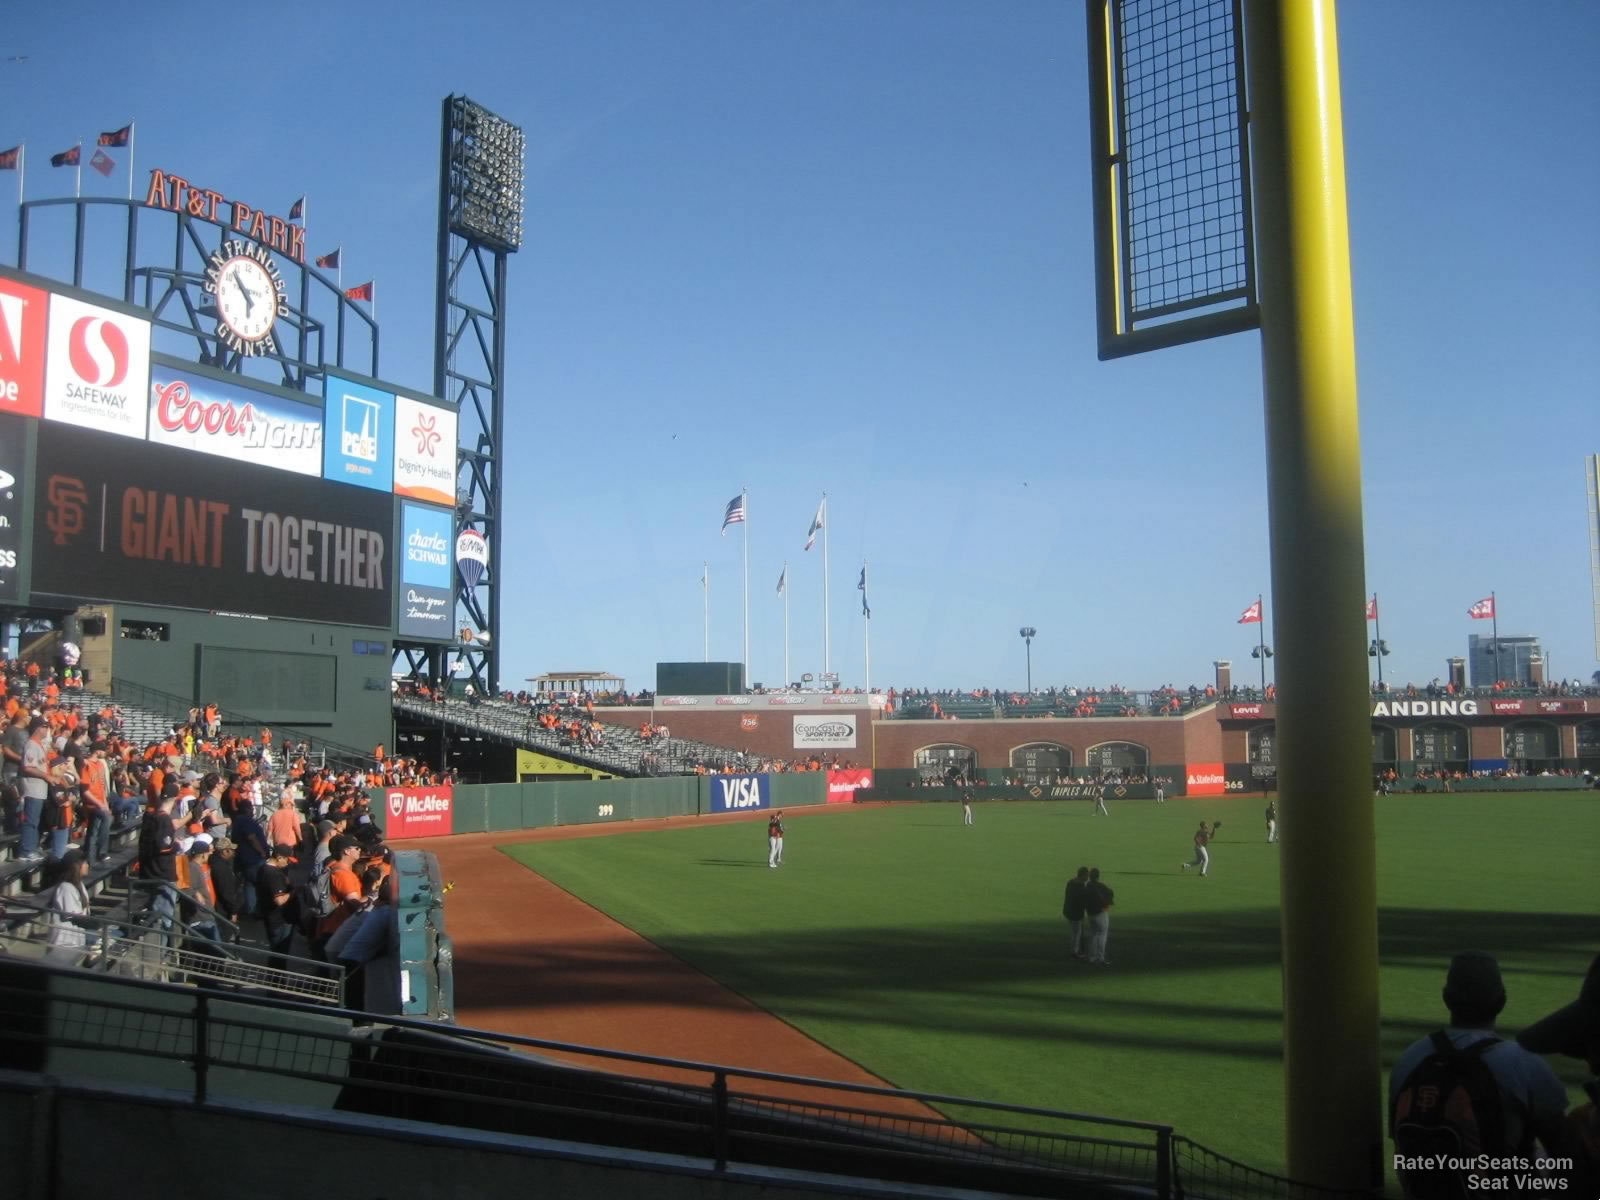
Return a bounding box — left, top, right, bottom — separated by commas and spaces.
1519, 954, 1600, 1191
79, 741, 113, 862
315, 835, 367, 950
311, 818, 341, 875
257, 843, 298, 969
229, 788, 269, 917
207, 835, 242, 922
1389, 951, 1569, 1176
179, 838, 221, 942
46, 847, 94, 966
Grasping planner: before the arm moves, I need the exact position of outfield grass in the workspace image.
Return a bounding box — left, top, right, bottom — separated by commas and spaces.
499, 793, 1599, 1174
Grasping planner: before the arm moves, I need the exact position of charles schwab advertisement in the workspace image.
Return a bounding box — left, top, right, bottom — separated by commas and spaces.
32, 420, 393, 627
398, 502, 453, 639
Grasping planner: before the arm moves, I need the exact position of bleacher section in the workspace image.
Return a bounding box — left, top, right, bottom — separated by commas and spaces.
392, 692, 752, 778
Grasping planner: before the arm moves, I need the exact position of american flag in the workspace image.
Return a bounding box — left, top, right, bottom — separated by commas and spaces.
720, 494, 746, 534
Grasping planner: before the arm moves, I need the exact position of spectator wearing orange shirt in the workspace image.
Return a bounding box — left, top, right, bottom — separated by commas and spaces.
316, 835, 368, 948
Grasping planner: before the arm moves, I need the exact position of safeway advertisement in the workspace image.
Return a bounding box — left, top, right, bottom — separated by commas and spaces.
825, 768, 873, 803
385, 784, 454, 838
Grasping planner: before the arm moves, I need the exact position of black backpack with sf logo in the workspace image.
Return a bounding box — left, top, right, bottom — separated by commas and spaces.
1391, 1032, 1506, 1199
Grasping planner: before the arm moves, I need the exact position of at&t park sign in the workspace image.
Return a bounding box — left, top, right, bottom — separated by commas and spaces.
144, 170, 307, 264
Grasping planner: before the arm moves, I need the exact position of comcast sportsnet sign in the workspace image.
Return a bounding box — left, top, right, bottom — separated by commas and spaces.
384, 784, 454, 839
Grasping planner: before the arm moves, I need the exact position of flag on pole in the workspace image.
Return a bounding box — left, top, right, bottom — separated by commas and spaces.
1366, 595, 1378, 621
720, 494, 746, 534
345, 281, 374, 302
50, 145, 80, 168
97, 125, 132, 147
1468, 596, 1496, 620
776, 565, 786, 594
89, 149, 115, 177
315, 249, 341, 269
289, 196, 305, 221
1238, 598, 1262, 624
0, 146, 18, 170
858, 565, 870, 619
804, 499, 825, 550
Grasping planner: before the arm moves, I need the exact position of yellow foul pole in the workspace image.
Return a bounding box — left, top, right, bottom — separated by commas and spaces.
1244, 0, 1381, 1190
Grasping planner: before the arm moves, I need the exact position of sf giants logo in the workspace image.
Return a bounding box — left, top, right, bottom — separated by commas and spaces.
67, 316, 131, 387
46, 475, 88, 545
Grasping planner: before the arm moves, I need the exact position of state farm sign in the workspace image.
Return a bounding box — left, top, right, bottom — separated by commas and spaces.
1186, 763, 1225, 796
148, 363, 323, 476
385, 784, 453, 839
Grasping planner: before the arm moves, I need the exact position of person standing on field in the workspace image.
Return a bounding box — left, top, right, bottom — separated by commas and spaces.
767, 809, 784, 868
1093, 787, 1109, 817
1084, 867, 1114, 965
961, 791, 974, 826
1183, 821, 1212, 875
1154, 782, 1166, 804
1062, 866, 1090, 960
1265, 799, 1278, 843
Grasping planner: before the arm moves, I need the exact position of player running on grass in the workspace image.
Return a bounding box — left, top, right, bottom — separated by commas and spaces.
1182, 820, 1216, 875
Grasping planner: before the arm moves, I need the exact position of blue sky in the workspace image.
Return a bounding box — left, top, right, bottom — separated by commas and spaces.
4, 1, 1597, 694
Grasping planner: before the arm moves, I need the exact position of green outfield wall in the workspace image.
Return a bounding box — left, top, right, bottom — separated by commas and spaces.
373, 773, 828, 839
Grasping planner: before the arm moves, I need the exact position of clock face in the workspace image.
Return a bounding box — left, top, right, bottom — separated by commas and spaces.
216, 254, 278, 344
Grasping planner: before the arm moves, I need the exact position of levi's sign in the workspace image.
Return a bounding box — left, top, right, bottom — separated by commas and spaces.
710, 774, 770, 813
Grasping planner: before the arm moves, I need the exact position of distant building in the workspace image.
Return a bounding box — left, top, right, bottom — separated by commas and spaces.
1467, 634, 1541, 687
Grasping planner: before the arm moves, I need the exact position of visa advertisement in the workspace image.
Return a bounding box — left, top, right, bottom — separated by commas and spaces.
393, 394, 457, 507
43, 292, 151, 440
708, 773, 771, 813
323, 372, 394, 492
398, 501, 454, 639
0, 275, 48, 418
149, 362, 324, 476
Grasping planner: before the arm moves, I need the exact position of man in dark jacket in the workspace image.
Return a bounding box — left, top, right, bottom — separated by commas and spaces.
1062, 866, 1090, 960
207, 835, 243, 922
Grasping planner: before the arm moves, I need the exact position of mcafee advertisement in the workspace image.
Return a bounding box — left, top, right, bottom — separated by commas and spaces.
385, 785, 454, 839
32, 421, 393, 627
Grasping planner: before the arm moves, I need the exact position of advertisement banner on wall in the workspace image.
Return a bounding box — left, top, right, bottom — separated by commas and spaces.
793, 714, 857, 750
398, 502, 453, 639
32, 421, 393, 626
393, 394, 457, 506
1185, 763, 1226, 796
708, 773, 770, 813
44, 293, 150, 439
825, 768, 873, 803
0, 413, 23, 600
323, 372, 394, 492
0, 275, 49, 417
149, 362, 323, 475
384, 784, 454, 839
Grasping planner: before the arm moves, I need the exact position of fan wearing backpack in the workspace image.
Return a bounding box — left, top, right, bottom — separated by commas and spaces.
1389, 951, 1569, 1198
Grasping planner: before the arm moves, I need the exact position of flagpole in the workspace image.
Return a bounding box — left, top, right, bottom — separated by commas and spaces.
1257, 592, 1267, 695
741, 487, 750, 689
1491, 590, 1500, 685
822, 493, 831, 675
75, 144, 81, 200
127, 121, 135, 201
782, 561, 790, 685
1372, 594, 1383, 691
703, 562, 709, 662
863, 559, 871, 697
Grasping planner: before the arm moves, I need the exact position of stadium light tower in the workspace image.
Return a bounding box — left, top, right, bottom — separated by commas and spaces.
1019, 627, 1037, 693
434, 95, 525, 694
